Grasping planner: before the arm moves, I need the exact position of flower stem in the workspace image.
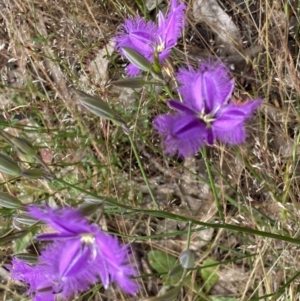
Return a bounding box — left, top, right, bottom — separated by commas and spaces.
186, 221, 192, 249
201, 147, 224, 222
163, 84, 173, 99
127, 132, 159, 209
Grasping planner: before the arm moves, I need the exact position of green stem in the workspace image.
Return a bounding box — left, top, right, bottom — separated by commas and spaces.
201, 147, 224, 222
135, 209, 300, 246
55, 180, 300, 246
163, 84, 173, 99
127, 133, 159, 209
177, 268, 188, 286
186, 221, 192, 249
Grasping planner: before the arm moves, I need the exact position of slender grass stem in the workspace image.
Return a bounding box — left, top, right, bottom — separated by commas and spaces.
201, 147, 224, 222
186, 221, 192, 249
127, 133, 159, 209
163, 84, 174, 99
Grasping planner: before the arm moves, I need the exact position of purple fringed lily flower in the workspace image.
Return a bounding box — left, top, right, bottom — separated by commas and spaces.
115, 0, 186, 76
154, 62, 262, 157
10, 258, 54, 301
10, 206, 138, 300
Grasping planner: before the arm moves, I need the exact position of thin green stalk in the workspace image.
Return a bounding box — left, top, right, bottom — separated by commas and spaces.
163, 84, 174, 99
201, 147, 224, 222
186, 221, 192, 249
136, 209, 300, 246
55, 180, 300, 245
248, 271, 300, 301
127, 133, 159, 209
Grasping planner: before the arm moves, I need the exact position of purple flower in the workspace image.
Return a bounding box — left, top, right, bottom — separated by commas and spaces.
154, 62, 262, 157
10, 258, 54, 301
10, 206, 138, 300
115, 0, 186, 76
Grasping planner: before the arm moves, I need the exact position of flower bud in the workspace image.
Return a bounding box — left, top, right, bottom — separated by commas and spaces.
179, 249, 196, 270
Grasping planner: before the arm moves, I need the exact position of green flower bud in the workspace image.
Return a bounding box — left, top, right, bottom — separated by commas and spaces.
179, 249, 196, 270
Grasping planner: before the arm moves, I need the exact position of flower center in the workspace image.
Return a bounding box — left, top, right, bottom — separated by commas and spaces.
198, 110, 215, 126
156, 42, 165, 52
80, 233, 95, 244
155, 36, 165, 52
80, 233, 97, 260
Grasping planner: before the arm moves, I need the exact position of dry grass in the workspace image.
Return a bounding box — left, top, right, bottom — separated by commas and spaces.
0, 0, 299, 300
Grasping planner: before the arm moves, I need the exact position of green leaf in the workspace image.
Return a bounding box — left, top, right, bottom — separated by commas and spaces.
200, 258, 219, 293
121, 47, 153, 73
11, 136, 37, 156
111, 77, 146, 88
0, 229, 31, 246
0, 153, 22, 176
0, 131, 37, 156
78, 201, 103, 217
14, 213, 39, 226
13, 253, 38, 264
21, 168, 53, 180
111, 77, 164, 88
148, 250, 177, 274
14, 232, 32, 254
0, 192, 23, 209
168, 264, 183, 277
75, 89, 125, 126
209, 297, 238, 301
183, 276, 202, 295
